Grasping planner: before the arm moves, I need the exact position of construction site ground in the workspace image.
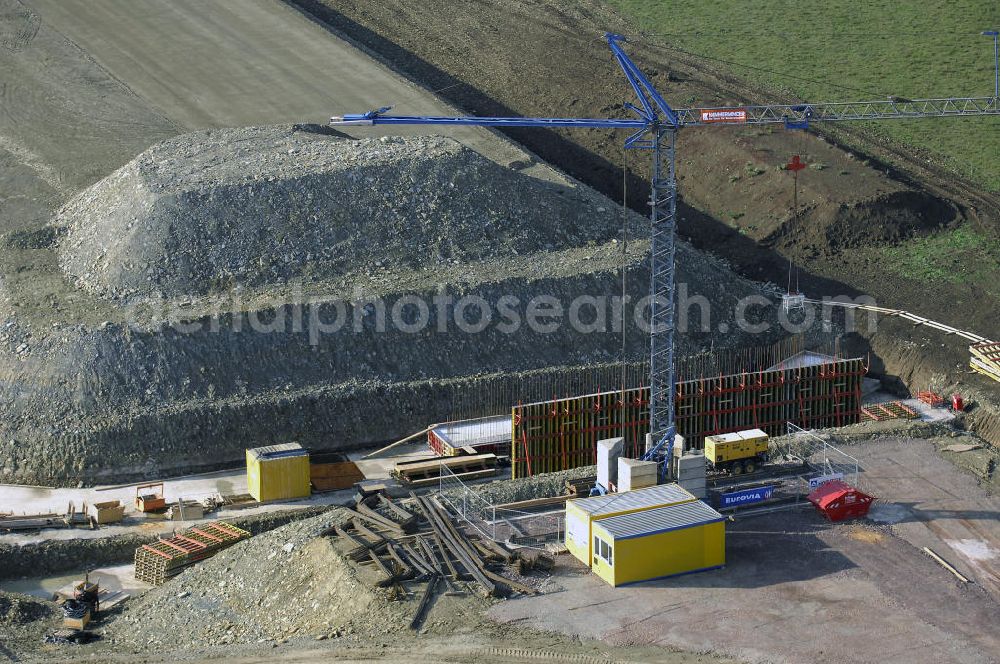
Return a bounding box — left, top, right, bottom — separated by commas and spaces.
0, 1, 998, 662
299, 0, 1000, 342
490, 436, 1000, 664
1, 422, 998, 663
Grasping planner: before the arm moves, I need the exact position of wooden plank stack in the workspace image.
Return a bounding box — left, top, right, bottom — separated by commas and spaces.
564, 475, 597, 496
970, 342, 1000, 384
392, 453, 497, 487
134, 521, 250, 585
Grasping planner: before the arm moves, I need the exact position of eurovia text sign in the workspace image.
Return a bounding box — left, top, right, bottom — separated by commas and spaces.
720, 485, 774, 507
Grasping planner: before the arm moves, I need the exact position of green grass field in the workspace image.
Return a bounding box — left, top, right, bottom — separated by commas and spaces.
882, 222, 1000, 282
608, 0, 1000, 191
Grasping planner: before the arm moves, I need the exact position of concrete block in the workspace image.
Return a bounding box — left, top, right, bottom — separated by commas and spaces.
597, 437, 624, 490
619, 457, 659, 492
677, 468, 706, 481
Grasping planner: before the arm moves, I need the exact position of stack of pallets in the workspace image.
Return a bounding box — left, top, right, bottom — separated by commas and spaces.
970, 342, 1000, 384
134, 521, 250, 585
860, 401, 919, 422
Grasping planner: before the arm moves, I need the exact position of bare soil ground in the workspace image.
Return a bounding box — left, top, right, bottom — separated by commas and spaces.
490, 436, 1000, 664
298, 0, 1000, 340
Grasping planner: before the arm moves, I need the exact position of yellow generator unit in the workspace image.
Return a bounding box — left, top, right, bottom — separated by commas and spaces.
246, 443, 311, 502
704, 428, 769, 475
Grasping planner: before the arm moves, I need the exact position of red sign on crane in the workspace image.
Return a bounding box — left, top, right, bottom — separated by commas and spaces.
700, 108, 747, 123
786, 155, 807, 172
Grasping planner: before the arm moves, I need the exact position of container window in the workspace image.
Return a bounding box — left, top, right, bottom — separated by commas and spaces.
594, 537, 613, 565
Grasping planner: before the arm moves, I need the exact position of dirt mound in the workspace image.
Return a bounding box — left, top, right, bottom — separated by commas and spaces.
57, 125, 635, 301
0, 592, 53, 625
110, 510, 407, 649
780, 190, 957, 255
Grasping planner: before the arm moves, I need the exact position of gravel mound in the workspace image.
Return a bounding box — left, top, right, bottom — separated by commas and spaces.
0, 592, 53, 625
110, 509, 408, 649
450, 466, 598, 505
57, 125, 636, 301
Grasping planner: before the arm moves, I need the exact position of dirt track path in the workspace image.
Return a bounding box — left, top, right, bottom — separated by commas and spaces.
23, 0, 562, 182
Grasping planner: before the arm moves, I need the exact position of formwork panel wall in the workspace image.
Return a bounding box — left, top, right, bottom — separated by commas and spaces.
511, 357, 865, 479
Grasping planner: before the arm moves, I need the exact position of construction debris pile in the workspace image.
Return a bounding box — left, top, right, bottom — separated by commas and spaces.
109, 485, 555, 653
0, 591, 57, 652
0, 592, 53, 626
111, 510, 394, 649
329, 492, 546, 609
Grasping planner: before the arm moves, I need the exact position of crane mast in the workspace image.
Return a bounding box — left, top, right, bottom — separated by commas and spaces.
331, 32, 1000, 480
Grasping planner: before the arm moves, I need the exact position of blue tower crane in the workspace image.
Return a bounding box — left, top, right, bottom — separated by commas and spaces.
331, 33, 1000, 481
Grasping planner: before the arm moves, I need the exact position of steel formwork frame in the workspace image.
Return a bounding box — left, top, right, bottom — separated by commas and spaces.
510, 357, 866, 479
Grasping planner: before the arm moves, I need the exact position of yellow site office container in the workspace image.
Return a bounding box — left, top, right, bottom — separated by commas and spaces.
564, 483, 696, 566
246, 443, 311, 502
590, 500, 726, 587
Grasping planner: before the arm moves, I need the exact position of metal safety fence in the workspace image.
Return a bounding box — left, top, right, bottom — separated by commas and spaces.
437, 465, 564, 549
779, 423, 861, 488
714, 423, 864, 515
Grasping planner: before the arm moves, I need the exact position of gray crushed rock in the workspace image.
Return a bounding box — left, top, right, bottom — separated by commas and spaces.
56, 125, 643, 301
108, 509, 408, 651
453, 466, 598, 505
0, 592, 54, 626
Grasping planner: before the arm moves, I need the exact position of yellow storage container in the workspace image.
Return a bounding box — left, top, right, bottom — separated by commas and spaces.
590, 500, 726, 587
564, 483, 696, 566
246, 443, 311, 502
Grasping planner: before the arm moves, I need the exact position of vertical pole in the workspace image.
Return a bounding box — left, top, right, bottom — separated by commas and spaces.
984, 30, 999, 99
648, 127, 678, 479
792, 168, 798, 294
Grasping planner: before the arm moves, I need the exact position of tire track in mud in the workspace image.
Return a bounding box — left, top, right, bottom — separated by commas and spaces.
0, 134, 63, 193
0, 0, 39, 52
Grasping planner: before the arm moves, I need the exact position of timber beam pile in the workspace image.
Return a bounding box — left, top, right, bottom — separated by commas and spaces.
392, 454, 498, 487
971, 342, 1000, 384
328, 490, 549, 629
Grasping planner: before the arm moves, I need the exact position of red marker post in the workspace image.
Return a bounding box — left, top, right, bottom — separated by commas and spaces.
783, 155, 808, 306
786, 155, 806, 233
